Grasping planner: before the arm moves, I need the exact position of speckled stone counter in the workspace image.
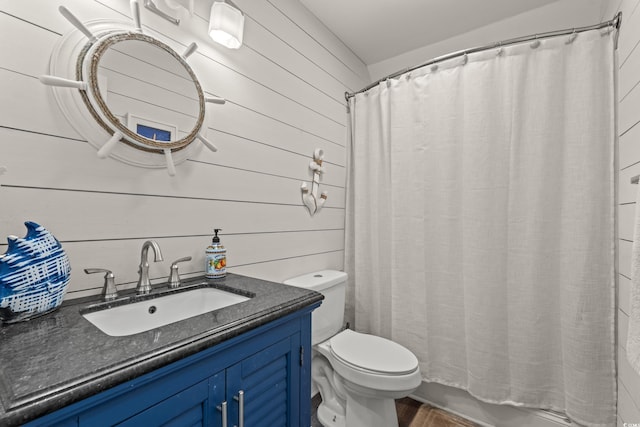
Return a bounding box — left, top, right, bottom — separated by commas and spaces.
0, 273, 323, 426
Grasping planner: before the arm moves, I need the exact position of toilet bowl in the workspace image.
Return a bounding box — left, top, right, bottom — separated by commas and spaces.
284, 270, 421, 427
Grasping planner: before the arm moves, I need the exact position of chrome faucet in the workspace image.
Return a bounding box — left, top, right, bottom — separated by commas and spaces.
136, 240, 163, 294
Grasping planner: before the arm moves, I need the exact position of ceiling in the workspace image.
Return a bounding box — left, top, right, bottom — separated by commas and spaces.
299, 0, 562, 65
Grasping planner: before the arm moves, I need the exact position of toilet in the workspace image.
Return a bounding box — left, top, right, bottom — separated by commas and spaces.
284, 270, 421, 427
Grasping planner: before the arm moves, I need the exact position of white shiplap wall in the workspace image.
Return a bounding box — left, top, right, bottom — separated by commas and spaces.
0, 0, 370, 299
606, 0, 640, 425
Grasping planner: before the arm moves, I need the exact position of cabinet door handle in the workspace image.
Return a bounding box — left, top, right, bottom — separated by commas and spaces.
216, 401, 228, 427
233, 390, 244, 427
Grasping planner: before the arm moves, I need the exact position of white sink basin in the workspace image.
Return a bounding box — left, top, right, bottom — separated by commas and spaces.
82, 287, 250, 337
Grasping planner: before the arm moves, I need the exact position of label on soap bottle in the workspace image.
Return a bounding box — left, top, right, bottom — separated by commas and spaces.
206, 250, 226, 278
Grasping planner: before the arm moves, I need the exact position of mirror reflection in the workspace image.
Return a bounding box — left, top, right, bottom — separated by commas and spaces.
89, 34, 204, 149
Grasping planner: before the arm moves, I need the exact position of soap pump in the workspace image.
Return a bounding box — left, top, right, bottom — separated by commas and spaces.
205, 229, 226, 279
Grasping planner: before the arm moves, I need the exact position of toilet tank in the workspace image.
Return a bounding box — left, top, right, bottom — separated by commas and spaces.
284, 270, 347, 345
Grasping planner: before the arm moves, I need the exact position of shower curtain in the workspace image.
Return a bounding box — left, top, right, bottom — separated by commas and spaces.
345, 28, 616, 426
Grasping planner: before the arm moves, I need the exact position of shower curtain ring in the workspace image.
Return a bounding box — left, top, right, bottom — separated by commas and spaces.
530, 35, 541, 49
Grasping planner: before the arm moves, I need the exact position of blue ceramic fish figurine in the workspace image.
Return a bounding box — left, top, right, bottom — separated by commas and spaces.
0, 222, 71, 324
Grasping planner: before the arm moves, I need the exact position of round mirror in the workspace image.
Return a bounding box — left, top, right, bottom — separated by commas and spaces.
84, 33, 205, 152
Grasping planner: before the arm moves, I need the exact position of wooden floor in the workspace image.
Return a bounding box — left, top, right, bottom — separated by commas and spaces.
396, 397, 480, 427
311, 395, 480, 427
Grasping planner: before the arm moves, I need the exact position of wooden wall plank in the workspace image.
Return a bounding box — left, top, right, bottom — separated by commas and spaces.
620, 118, 640, 169
618, 162, 640, 204
619, 239, 632, 278
241, 13, 349, 103
199, 129, 346, 188
267, 0, 370, 83
620, 37, 640, 99
618, 0, 640, 62
620, 274, 631, 314
0, 70, 82, 140
619, 203, 636, 240
227, 0, 368, 92
231, 250, 344, 284
0, 187, 345, 242
620, 88, 640, 135
212, 102, 347, 163
0, 12, 60, 76
51, 230, 344, 293
0, 129, 346, 208
65, 250, 345, 298
189, 52, 347, 144
620, 310, 630, 350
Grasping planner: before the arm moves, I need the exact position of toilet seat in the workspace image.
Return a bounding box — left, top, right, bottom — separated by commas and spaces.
317, 329, 422, 395
329, 330, 418, 375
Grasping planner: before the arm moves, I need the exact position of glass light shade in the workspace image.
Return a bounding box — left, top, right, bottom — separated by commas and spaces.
209, 1, 244, 49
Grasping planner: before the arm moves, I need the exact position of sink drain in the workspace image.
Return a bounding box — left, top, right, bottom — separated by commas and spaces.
148, 306, 157, 314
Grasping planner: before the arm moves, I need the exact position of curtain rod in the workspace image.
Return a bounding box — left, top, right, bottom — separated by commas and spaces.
345, 12, 622, 101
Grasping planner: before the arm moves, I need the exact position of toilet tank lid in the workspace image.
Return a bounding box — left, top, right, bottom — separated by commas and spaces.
283, 270, 347, 291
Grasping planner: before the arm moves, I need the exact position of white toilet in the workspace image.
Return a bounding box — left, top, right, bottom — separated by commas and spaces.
284, 270, 422, 427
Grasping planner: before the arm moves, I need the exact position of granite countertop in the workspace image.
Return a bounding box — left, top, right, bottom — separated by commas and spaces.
0, 273, 323, 426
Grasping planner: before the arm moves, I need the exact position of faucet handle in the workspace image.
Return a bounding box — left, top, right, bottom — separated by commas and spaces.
84, 268, 118, 301
167, 256, 192, 289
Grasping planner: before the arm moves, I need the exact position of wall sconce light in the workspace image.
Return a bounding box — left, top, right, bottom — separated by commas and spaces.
209, 0, 244, 49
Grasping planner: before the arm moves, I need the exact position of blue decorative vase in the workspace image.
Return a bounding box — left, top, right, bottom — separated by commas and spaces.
0, 222, 71, 324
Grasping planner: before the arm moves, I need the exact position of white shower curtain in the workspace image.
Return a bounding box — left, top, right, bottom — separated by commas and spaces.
345, 29, 616, 426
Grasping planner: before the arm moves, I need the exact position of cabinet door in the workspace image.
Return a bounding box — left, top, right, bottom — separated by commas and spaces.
115, 379, 210, 427
226, 334, 301, 427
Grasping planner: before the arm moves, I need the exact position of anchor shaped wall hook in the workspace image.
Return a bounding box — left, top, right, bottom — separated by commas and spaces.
301, 149, 328, 216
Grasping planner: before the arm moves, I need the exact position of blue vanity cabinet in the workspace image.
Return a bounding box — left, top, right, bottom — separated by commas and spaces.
24, 306, 316, 427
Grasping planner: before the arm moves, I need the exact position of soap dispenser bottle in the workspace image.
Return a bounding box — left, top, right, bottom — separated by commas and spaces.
206, 229, 226, 279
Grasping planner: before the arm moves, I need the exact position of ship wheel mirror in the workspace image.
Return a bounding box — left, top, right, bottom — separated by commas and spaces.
40, 1, 225, 176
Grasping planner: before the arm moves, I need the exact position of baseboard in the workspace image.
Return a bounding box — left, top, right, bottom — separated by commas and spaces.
411, 381, 572, 427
